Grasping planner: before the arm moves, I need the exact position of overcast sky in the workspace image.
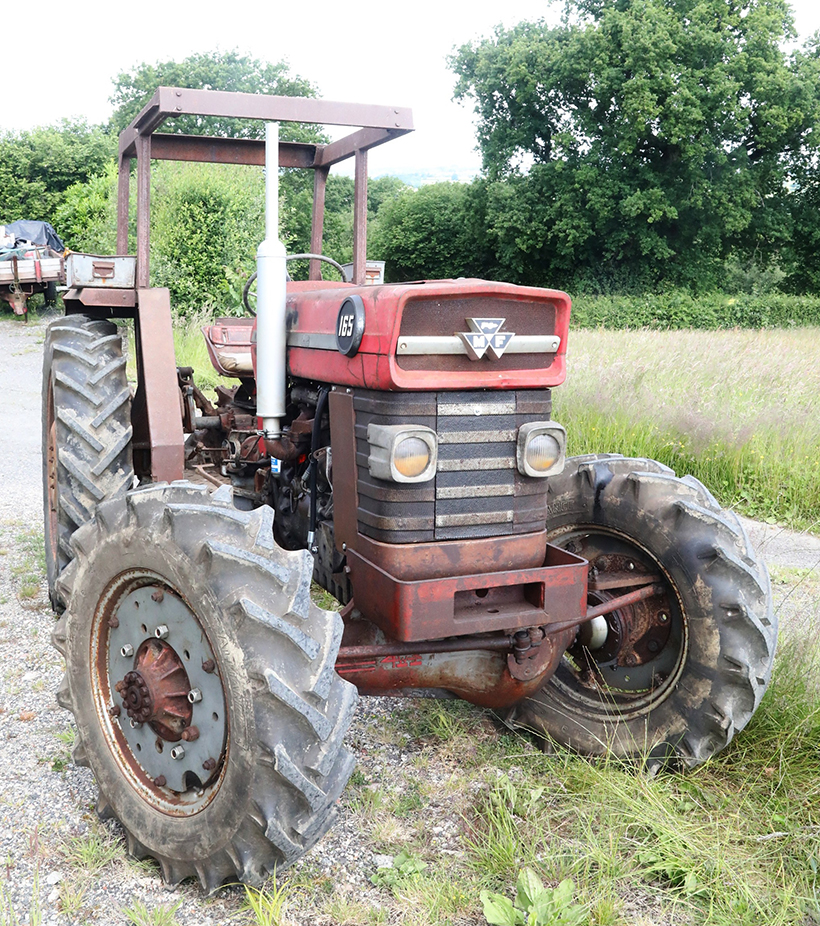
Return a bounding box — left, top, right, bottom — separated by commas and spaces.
4, 0, 820, 178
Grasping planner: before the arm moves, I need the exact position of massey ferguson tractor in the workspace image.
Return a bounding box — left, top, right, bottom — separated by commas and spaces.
42, 88, 777, 891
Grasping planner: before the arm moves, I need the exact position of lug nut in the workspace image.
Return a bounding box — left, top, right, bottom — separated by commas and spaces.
181, 726, 200, 742
201, 659, 215, 674
108, 705, 121, 718
155, 625, 169, 640
151, 589, 164, 603
154, 775, 167, 788
627, 561, 635, 571
108, 616, 119, 629
187, 688, 203, 704
202, 758, 217, 772
129, 719, 142, 729
658, 612, 669, 623
170, 745, 185, 760
120, 644, 134, 658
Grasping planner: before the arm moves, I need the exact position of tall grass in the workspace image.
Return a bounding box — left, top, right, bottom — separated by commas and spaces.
555, 327, 820, 531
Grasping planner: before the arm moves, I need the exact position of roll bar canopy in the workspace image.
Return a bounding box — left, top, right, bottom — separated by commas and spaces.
116, 87, 414, 286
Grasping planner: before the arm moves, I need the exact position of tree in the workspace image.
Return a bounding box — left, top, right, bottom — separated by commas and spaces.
109, 49, 320, 143
0, 120, 115, 224
369, 182, 492, 282
450, 0, 820, 291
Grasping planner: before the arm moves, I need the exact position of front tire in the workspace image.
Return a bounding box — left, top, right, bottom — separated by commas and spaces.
511, 455, 777, 768
42, 315, 134, 609
52, 483, 357, 890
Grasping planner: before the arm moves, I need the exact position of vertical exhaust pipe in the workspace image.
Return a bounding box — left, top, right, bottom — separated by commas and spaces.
256, 122, 288, 439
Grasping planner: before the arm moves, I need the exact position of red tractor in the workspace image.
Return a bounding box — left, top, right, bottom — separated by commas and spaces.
43, 88, 776, 891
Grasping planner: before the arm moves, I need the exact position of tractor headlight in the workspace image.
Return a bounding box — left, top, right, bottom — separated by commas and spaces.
517, 422, 566, 477
368, 424, 438, 483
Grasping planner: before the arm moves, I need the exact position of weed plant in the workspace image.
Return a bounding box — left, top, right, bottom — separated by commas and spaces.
555, 327, 820, 530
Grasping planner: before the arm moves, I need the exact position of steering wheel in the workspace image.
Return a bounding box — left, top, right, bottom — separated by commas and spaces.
242, 253, 348, 316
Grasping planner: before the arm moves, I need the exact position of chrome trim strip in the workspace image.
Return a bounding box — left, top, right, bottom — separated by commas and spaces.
438, 401, 516, 416
437, 458, 515, 472
288, 331, 338, 350
396, 334, 561, 356
435, 511, 514, 528
437, 430, 517, 444
436, 484, 514, 499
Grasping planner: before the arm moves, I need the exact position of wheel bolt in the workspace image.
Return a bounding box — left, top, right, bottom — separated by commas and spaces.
151, 589, 165, 603
129, 719, 142, 729
202, 758, 217, 772
658, 612, 669, 623
154, 775, 166, 788
187, 688, 203, 704
648, 640, 660, 653
155, 625, 169, 640
202, 659, 215, 674
627, 561, 635, 571
170, 745, 185, 760
108, 705, 121, 718
120, 644, 134, 657
624, 654, 637, 667
181, 726, 200, 742
108, 616, 119, 628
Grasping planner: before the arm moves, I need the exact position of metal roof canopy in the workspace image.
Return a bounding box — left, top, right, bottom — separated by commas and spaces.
117, 87, 414, 287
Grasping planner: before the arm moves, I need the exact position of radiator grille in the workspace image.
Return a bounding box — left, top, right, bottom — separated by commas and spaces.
353, 390, 552, 543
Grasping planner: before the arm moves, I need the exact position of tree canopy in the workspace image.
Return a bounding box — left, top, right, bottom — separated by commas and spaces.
0, 121, 115, 225
449, 0, 820, 290
108, 49, 321, 143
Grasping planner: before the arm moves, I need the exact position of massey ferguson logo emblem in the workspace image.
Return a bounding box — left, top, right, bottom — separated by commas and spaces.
457, 317, 515, 360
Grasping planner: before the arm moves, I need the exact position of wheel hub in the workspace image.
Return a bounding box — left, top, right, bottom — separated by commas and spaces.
115, 640, 193, 738
556, 529, 685, 713
101, 580, 227, 802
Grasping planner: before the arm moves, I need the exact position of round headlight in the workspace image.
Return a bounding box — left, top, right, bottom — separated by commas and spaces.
393, 437, 431, 478
525, 433, 561, 473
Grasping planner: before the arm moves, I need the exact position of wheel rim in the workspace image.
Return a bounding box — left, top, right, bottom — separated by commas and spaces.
91, 569, 228, 815
547, 526, 688, 720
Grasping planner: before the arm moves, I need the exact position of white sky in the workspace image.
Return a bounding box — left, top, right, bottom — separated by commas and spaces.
3, 0, 820, 177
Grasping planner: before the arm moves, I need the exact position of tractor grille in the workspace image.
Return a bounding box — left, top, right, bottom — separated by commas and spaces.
353, 389, 552, 544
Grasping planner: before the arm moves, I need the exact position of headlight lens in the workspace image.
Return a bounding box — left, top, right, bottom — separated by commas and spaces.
525, 433, 562, 473
517, 422, 566, 478
367, 424, 438, 483
393, 437, 431, 478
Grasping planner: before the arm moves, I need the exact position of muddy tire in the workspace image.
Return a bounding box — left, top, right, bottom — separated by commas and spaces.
42, 315, 133, 609
511, 455, 777, 768
52, 482, 357, 891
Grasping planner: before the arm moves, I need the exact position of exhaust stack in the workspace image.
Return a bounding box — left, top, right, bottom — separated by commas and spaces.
256, 122, 288, 439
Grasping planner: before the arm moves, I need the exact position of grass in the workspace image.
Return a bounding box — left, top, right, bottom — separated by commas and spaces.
242, 881, 291, 926
7, 525, 47, 604
62, 825, 121, 874
554, 327, 820, 531
122, 899, 181, 926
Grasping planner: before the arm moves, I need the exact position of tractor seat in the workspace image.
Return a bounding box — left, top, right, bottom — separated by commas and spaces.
202, 318, 255, 378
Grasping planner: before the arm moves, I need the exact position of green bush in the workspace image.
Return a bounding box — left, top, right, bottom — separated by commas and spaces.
149, 162, 265, 314
570, 291, 820, 329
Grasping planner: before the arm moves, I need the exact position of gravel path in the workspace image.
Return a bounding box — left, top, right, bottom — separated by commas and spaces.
0, 314, 817, 925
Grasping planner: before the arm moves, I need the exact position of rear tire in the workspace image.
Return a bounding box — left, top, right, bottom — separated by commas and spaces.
42, 315, 133, 609
52, 483, 357, 891
511, 455, 777, 768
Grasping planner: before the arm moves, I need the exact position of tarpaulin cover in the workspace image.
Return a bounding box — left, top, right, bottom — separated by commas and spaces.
4, 220, 64, 251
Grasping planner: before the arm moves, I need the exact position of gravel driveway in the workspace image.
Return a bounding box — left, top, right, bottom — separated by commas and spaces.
0, 314, 817, 925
